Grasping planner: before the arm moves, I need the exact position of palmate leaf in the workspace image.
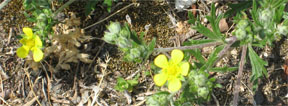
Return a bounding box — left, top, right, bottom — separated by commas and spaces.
192, 3, 223, 41
248, 45, 268, 88
193, 24, 220, 40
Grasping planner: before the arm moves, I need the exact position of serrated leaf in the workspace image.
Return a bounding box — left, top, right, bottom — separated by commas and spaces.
248, 45, 268, 83
188, 11, 196, 24
146, 91, 170, 106
183, 39, 216, 46
193, 24, 219, 40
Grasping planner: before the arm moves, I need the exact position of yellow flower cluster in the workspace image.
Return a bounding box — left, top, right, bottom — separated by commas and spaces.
16, 28, 43, 62
153, 49, 190, 92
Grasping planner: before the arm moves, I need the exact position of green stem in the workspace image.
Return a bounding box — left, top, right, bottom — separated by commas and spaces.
154, 36, 237, 52
0, 0, 11, 10
154, 42, 223, 52
53, 0, 76, 18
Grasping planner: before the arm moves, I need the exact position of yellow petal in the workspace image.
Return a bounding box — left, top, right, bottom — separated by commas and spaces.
34, 36, 42, 47
180, 62, 190, 76
168, 78, 182, 92
32, 48, 43, 62
171, 49, 184, 64
16, 46, 29, 58
153, 73, 168, 86
19, 38, 27, 44
23, 27, 33, 38
154, 54, 168, 68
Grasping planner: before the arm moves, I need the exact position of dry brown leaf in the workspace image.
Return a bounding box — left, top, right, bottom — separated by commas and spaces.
60, 64, 71, 70
77, 53, 93, 63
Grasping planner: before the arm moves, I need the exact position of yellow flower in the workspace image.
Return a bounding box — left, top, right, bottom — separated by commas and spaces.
153, 49, 190, 92
16, 28, 44, 62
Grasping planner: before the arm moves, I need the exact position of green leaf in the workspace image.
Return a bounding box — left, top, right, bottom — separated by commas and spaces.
84, 0, 99, 16
146, 91, 170, 106
199, 45, 224, 71
210, 66, 238, 73
225, 1, 253, 17
248, 45, 268, 86
193, 24, 219, 40
193, 3, 223, 41
115, 77, 129, 92
183, 39, 216, 46
185, 49, 205, 64
145, 38, 156, 60
188, 11, 196, 24
274, 3, 286, 23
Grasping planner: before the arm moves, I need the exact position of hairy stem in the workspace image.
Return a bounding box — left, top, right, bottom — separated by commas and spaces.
155, 42, 222, 52
154, 36, 237, 52
232, 45, 247, 106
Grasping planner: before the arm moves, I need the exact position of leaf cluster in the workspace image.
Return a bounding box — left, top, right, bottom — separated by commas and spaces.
114, 74, 139, 92
103, 22, 156, 63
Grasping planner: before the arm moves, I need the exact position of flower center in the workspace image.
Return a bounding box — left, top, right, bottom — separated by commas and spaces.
166, 61, 181, 80
26, 38, 36, 49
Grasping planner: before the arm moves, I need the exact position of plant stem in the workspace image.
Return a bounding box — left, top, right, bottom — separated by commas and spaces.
0, 0, 11, 10
154, 36, 237, 52
232, 45, 247, 106
53, 0, 76, 18
154, 42, 223, 52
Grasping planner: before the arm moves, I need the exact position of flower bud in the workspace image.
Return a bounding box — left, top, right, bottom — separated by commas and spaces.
194, 74, 207, 87
128, 48, 141, 60
119, 28, 130, 38
103, 32, 117, 44
277, 25, 288, 35
237, 20, 249, 29
116, 36, 130, 48
235, 29, 247, 40
198, 87, 209, 98
259, 9, 273, 23
107, 22, 121, 35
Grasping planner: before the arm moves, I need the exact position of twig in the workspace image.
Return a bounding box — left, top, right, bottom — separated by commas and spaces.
212, 92, 220, 106
24, 68, 42, 106
200, 0, 210, 12
241, 81, 257, 106
232, 45, 247, 106
88, 42, 105, 70
84, 3, 137, 30
7, 28, 12, 45
41, 61, 52, 106
0, 96, 10, 106
53, 0, 76, 18
217, 36, 237, 57
0, 0, 11, 10
23, 96, 39, 106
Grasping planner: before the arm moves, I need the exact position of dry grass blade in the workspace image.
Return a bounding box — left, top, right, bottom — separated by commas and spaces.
23, 96, 39, 106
